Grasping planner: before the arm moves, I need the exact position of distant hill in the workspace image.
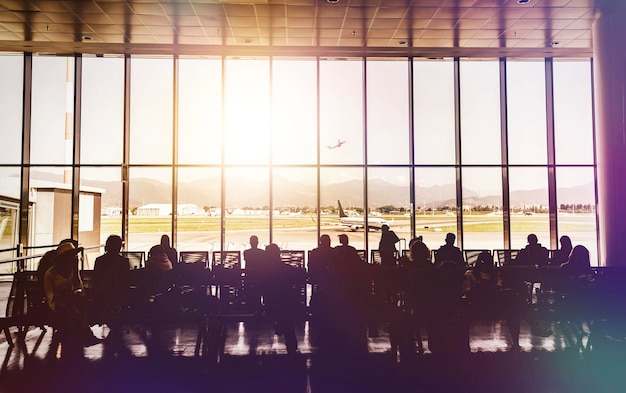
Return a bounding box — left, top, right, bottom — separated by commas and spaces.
77, 175, 595, 210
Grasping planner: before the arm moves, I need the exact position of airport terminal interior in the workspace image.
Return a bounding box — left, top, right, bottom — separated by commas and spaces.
1, 0, 626, 392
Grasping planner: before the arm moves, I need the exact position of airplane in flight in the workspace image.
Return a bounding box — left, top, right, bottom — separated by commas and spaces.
327, 139, 346, 149
337, 200, 389, 231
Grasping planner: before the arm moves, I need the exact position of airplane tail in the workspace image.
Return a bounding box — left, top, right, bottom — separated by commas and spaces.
337, 200, 348, 218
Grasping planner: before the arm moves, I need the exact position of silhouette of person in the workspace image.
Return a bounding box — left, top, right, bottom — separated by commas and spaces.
243, 235, 265, 311
550, 235, 573, 266
463, 251, 521, 351
93, 235, 131, 358
559, 244, 592, 276
405, 238, 434, 269
435, 233, 465, 267
378, 224, 400, 267
160, 234, 178, 267
308, 235, 338, 348
145, 245, 173, 272
513, 234, 549, 267
44, 242, 101, 358
262, 243, 299, 354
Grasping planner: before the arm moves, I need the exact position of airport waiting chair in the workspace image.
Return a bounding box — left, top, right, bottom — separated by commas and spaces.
211, 251, 242, 307
280, 250, 305, 269
463, 249, 491, 267
121, 251, 145, 270
179, 251, 210, 268
494, 249, 520, 267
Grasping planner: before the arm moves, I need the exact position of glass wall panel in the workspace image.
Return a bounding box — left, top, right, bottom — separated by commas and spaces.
461, 167, 503, 250
0, 167, 20, 269
178, 58, 222, 165
553, 60, 594, 165
413, 60, 456, 165
31, 56, 74, 165
320, 60, 364, 165
509, 167, 549, 251
0, 55, 23, 164
460, 60, 501, 165
366, 59, 410, 164
367, 167, 411, 260
80, 167, 121, 265
127, 167, 172, 252
224, 167, 269, 252
414, 167, 458, 252
30, 167, 72, 247
320, 167, 364, 250
507, 61, 547, 165
176, 167, 221, 253
272, 59, 317, 165
556, 167, 597, 265
81, 57, 124, 164
130, 57, 174, 164
272, 167, 317, 253
224, 59, 270, 165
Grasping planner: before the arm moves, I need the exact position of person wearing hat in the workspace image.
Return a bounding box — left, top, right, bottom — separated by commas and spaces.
44, 241, 101, 354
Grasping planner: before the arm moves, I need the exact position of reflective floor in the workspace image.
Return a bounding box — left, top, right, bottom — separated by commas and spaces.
1, 282, 624, 393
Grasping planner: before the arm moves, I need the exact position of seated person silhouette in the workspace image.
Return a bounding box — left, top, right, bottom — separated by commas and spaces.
44, 242, 101, 358
160, 234, 178, 268
435, 233, 465, 267
262, 243, 299, 354
550, 235, 573, 266
94, 235, 131, 358
512, 234, 549, 267
463, 251, 521, 351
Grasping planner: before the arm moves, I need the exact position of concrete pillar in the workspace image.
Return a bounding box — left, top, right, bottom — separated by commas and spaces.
593, 0, 626, 266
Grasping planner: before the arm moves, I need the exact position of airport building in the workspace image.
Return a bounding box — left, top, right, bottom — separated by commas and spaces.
0, 0, 624, 267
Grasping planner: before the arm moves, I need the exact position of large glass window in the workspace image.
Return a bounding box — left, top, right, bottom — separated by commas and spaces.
460, 60, 501, 165
320, 60, 364, 165
130, 57, 174, 165
31, 56, 74, 165
81, 57, 125, 164
413, 60, 456, 165
415, 167, 458, 249
461, 167, 504, 250
0, 55, 23, 164
366, 59, 410, 164
509, 167, 550, 249
178, 58, 222, 165
272, 58, 317, 165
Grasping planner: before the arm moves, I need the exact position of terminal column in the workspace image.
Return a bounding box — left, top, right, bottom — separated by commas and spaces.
593, 0, 626, 266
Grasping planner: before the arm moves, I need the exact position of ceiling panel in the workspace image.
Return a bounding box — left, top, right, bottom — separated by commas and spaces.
0, 0, 595, 57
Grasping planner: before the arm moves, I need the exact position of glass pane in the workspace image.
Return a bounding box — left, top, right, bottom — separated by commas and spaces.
557, 167, 598, 265
509, 167, 549, 250
178, 58, 222, 165
0, 55, 23, 164
320, 60, 364, 165
224, 59, 270, 165
81, 57, 124, 164
554, 60, 594, 164
30, 167, 72, 246
128, 167, 172, 252
460, 60, 501, 165
177, 167, 221, 253
507, 61, 547, 165
415, 167, 458, 251
461, 167, 503, 250
272, 59, 317, 165
366, 59, 409, 164
31, 56, 74, 165
272, 167, 317, 252
320, 167, 364, 250
0, 167, 20, 266
130, 57, 173, 164
224, 167, 269, 251
413, 59, 455, 165
367, 167, 411, 259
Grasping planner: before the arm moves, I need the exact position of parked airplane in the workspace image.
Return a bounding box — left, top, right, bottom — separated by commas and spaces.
327, 140, 346, 149
337, 200, 388, 231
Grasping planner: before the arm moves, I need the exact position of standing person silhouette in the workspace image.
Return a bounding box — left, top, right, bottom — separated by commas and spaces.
378, 224, 400, 267
243, 235, 265, 311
